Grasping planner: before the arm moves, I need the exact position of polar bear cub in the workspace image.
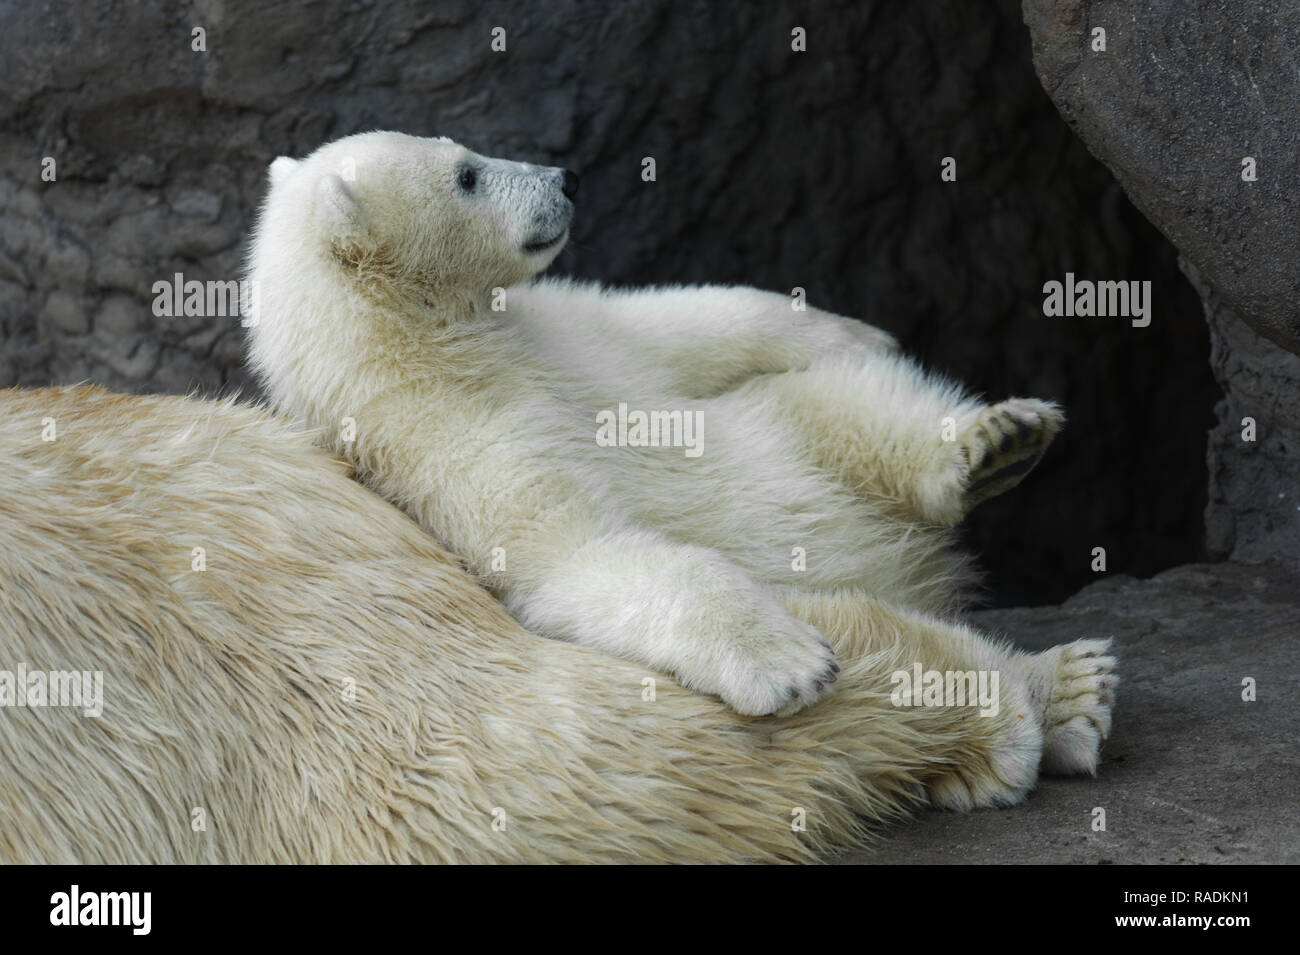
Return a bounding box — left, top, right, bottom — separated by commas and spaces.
246, 132, 1115, 773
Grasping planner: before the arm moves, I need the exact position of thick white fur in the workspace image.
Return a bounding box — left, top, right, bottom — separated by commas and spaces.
240, 133, 1114, 793
2, 385, 1105, 862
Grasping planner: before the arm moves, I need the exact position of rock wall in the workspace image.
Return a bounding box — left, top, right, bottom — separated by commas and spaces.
1022, 0, 1299, 566
0, 0, 1221, 605
1022, 0, 1300, 355
1198, 274, 1300, 564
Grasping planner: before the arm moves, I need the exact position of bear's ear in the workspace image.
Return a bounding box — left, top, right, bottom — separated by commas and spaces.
315, 173, 365, 234
268, 156, 299, 187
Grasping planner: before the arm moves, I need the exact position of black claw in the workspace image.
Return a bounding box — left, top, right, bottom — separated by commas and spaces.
999, 431, 1013, 453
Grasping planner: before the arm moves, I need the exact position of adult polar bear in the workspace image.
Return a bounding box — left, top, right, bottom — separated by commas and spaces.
247, 132, 1115, 783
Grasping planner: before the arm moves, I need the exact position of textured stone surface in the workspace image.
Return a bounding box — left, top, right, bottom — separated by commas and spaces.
0, 0, 1220, 606
1192, 264, 1300, 564
838, 561, 1300, 864
1022, 0, 1300, 355
1021, 0, 1300, 571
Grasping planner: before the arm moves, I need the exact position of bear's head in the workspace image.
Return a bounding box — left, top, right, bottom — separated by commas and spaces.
259, 131, 578, 301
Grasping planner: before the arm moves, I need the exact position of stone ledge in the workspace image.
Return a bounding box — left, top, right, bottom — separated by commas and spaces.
837, 560, 1300, 863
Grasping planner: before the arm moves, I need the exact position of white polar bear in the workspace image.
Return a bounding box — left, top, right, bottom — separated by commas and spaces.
246, 132, 1114, 779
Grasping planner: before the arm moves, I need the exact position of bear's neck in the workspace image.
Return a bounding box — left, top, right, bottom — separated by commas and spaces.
249, 257, 538, 431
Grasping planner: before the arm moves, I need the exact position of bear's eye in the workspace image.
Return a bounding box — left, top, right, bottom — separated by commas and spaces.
457, 166, 478, 193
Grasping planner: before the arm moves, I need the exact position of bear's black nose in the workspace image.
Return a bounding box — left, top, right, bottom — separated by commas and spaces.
561, 169, 580, 200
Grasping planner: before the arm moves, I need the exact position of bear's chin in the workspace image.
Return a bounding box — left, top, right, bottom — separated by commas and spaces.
522, 229, 567, 255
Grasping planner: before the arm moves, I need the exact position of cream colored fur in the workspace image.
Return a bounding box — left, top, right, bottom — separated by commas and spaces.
244, 131, 1111, 722
0, 131, 1120, 863
1, 386, 1110, 862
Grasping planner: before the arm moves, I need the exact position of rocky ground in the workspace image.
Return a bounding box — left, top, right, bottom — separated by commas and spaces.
837, 560, 1300, 863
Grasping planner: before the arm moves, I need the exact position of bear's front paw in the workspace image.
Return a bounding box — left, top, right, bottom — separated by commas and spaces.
686, 607, 839, 717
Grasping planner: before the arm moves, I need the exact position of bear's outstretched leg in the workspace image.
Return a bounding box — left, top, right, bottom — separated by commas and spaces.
735, 351, 1063, 526
780, 589, 1041, 809
780, 588, 1116, 806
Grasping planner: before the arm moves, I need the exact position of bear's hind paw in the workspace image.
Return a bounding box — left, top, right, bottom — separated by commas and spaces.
957, 398, 1063, 514
1038, 638, 1118, 776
